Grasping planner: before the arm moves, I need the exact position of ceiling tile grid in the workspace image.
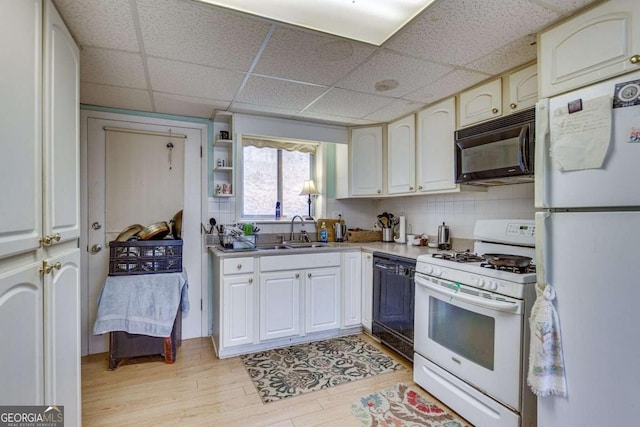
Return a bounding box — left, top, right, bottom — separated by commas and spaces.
80, 82, 153, 111
80, 48, 148, 89
364, 98, 427, 123
306, 88, 397, 119
465, 34, 538, 75
336, 48, 454, 97
153, 92, 230, 118
135, 0, 272, 71
234, 75, 329, 110
252, 27, 377, 86
146, 57, 246, 101
404, 69, 490, 104
54, 0, 140, 52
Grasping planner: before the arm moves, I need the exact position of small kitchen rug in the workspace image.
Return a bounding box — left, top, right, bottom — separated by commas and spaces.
351, 383, 473, 427
241, 335, 404, 403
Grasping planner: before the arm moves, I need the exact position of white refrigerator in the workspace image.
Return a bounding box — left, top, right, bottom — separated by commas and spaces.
535, 70, 640, 426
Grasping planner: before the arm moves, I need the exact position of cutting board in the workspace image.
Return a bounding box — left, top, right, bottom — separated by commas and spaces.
316, 218, 345, 242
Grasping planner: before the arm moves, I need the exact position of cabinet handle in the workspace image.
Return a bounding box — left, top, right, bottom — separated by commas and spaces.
248, 278, 253, 283
377, 189, 381, 194
409, 186, 414, 191
308, 273, 312, 278
510, 103, 517, 109
237, 264, 242, 269
40, 235, 52, 246
418, 185, 423, 190
295, 273, 300, 278
40, 261, 61, 275
630, 54, 640, 64
492, 108, 499, 114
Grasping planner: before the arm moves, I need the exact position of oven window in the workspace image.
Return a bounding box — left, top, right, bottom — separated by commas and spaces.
429, 296, 495, 370
461, 137, 520, 173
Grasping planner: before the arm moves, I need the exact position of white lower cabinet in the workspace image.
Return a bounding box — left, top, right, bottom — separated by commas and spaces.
305, 267, 341, 333
222, 274, 255, 347
361, 252, 373, 331
342, 251, 362, 327
260, 270, 302, 341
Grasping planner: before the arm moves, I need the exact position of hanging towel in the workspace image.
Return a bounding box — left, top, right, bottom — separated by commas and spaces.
527, 283, 567, 397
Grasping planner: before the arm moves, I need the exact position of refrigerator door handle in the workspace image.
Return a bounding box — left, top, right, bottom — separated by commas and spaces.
535, 212, 549, 286
535, 99, 550, 208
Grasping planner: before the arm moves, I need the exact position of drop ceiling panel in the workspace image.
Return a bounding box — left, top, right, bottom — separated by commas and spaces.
466, 35, 538, 75
154, 92, 230, 118
252, 27, 376, 86
336, 49, 453, 97
296, 111, 366, 126
80, 82, 153, 112
136, 0, 272, 70
306, 88, 394, 119
53, 0, 140, 51
235, 75, 328, 110
230, 102, 301, 118
405, 69, 489, 104
80, 48, 147, 89
147, 57, 245, 100
532, 0, 598, 14
364, 99, 425, 123
385, 0, 559, 66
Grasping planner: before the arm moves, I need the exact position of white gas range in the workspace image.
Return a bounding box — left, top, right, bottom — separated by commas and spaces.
413, 219, 537, 427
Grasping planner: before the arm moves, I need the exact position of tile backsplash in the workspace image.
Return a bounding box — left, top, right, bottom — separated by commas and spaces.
207, 183, 535, 241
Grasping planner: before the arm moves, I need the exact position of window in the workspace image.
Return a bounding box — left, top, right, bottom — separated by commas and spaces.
241, 138, 315, 218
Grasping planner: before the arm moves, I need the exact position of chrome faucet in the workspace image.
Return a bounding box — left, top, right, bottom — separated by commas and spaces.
290, 215, 305, 241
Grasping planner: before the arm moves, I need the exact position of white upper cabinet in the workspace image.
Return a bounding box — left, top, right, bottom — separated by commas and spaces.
458, 78, 502, 128
387, 115, 416, 194
539, 0, 640, 98
505, 64, 538, 113
350, 126, 383, 196
416, 97, 457, 192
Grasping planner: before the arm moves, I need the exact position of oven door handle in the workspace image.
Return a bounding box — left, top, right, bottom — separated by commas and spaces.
416, 276, 520, 313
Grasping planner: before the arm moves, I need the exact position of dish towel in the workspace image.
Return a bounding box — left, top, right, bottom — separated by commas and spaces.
527, 283, 567, 397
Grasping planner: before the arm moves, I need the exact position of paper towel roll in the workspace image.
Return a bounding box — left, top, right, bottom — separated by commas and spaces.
398, 215, 406, 244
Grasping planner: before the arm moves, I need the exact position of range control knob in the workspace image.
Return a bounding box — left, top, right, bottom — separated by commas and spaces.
488, 281, 499, 291
433, 267, 442, 277
472, 276, 484, 287
424, 265, 433, 275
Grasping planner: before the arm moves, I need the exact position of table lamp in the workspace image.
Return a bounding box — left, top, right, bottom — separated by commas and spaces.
300, 179, 319, 220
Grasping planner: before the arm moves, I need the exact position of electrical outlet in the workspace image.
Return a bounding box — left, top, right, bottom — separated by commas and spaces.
332, 212, 342, 219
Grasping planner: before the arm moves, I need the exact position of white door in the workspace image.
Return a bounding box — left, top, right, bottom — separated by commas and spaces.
361, 252, 373, 331
416, 97, 457, 192
223, 274, 255, 347
342, 252, 361, 327
350, 126, 383, 196
84, 112, 206, 354
0, 261, 44, 405
538, 0, 640, 98
305, 267, 341, 333
0, 0, 42, 258
387, 115, 416, 194
536, 211, 640, 426
536, 70, 640, 209
260, 271, 301, 340
44, 249, 80, 427
458, 78, 502, 128
43, 0, 80, 245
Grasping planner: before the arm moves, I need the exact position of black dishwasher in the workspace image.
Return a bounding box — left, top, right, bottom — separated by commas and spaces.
372, 252, 415, 361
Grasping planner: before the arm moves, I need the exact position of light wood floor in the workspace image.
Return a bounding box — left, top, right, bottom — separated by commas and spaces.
81, 334, 464, 426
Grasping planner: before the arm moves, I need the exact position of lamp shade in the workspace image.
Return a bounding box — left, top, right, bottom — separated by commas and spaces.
300, 179, 319, 196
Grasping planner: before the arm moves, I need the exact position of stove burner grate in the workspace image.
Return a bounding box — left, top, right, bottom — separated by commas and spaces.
432, 251, 485, 263
480, 263, 536, 274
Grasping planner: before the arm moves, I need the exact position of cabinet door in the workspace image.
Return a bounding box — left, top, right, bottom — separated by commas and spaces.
506, 64, 538, 113
387, 115, 416, 194
43, 0, 80, 243
260, 271, 301, 340
0, 0, 42, 258
342, 252, 362, 327
539, 0, 640, 98
44, 249, 80, 427
350, 126, 383, 196
223, 274, 255, 347
416, 97, 457, 192
0, 261, 44, 405
361, 253, 373, 331
458, 78, 502, 128
305, 267, 341, 333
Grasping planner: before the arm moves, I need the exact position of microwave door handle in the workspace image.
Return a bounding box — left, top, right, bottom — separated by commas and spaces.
415, 276, 520, 313
519, 126, 529, 172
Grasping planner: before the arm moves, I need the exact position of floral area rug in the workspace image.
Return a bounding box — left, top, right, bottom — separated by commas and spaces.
241, 335, 404, 403
352, 383, 473, 427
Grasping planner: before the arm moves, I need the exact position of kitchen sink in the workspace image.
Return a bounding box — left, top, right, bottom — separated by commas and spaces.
283, 242, 328, 249
254, 244, 290, 250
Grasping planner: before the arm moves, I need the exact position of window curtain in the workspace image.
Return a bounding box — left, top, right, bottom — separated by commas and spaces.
242, 136, 318, 154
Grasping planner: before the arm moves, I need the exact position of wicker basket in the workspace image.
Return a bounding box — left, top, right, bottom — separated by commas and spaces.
108, 239, 183, 276
346, 229, 382, 243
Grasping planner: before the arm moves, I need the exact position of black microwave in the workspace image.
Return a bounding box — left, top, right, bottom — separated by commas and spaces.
454, 107, 535, 185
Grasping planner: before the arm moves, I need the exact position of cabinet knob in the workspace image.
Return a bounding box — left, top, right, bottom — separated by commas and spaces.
510, 103, 517, 109
377, 189, 381, 194
307, 272, 312, 278
418, 185, 423, 190
248, 278, 253, 283
492, 108, 499, 114
630, 54, 640, 64
409, 186, 414, 191
237, 264, 242, 269
295, 273, 300, 278
40, 235, 52, 246
40, 261, 61, 275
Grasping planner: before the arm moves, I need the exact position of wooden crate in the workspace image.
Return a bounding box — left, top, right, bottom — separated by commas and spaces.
347, 229, 382, 242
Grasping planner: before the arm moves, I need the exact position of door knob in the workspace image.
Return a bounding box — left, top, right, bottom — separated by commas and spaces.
90, 244, 102, 253
91, 221, 102, 230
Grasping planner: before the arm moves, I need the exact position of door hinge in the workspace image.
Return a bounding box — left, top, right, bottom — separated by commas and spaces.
200, 146, 203, 158
200, 298, 203, 311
